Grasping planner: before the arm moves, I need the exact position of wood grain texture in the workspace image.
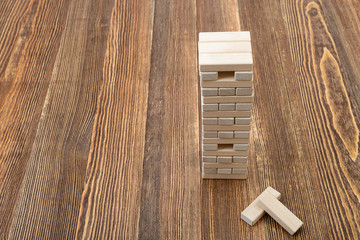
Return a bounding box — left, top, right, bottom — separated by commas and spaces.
0, 0, 359, 239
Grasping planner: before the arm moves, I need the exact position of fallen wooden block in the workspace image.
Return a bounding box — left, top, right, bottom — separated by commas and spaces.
241, 187, 281, 226
258, 190, 303, 235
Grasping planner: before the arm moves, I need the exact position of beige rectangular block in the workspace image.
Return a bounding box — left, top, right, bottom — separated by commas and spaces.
203, 111, 251, 118
203, 150, 248, 156
217, 156, 232, 163
233, 156, 248, 163
202, 156, 217, 163
219, 103, 235, 111
236, 103, 252, 111
219, 88, 235, 96
235, 71, 252, 80
217, 168, 232, 174
203, 95, 253, 104
203, 131, 218, 138
203, 162, 247, 169
218, 131, 233, 138
241, 187, 281, 226
198, 42, 252, 53
204, 125, 251, 131
203, 118, 217, 125
203, 138, 249, 144
203, 144, 217, 151
203, 104, 218, 111
202, 173, 247, 179
202, 88, 218, 96
258, 191, 303, 235
236, 88, 253, 96
200, 72, 218, 80
203, 168, 217, 174
234, 144, 249, 151
199, 31, 251, 42
199, 53, 253, 72
234, 131, 250, 139
232, 168, 247, 174
235, 118, 251, 125
202, 80, 253, 88
218, 118, 234, 125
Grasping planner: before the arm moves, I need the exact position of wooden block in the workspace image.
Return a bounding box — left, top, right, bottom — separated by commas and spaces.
202, 79, 252, 88
236, 103, 252, 111
202, 173, 247, 179
233, 156, 248, 163
234, 131, 250, 139
235, 71, 252, 80
217, 156, 232, 163
198, 42, 252, 53
202, 156, 217, 163
219, 103, 235, 111
218, 131, 233, 139
199, 53, 253, 72
217, 168, 231, 174
200, 72, 218, 80
203, 104, 218, 111
203, 118, 217, 125
219, 88, 235, 96
235, 118, 251, 125
203, 95, 253, 104
203, 138, 249, 144
203, 111, 251, 118
202, 88, 218, 96
258, 191, 303, 235
203, 162, 247, 169
199, 31, 251, 42
236, 88, 253, 96
232, 168, 247, 174
203, 131, 218, 138
203, 168, 217, 174
218, 118, 234, 125
203, 144, 217, 151
234, 144, 249, 151
203, 150, 248, 156
204, 125, 251, 131
241, 186, 281, 226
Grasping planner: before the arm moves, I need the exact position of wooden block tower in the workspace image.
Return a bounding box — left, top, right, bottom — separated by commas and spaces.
198, 32, 254, 179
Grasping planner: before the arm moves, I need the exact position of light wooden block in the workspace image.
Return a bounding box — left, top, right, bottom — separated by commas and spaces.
217, 168, 232, 174
202, 80, 252, 88
199, 53, 253, 72
219, 103, 235, 111
203, 150, 248, 156
217, 156, 232, 163
258, 191, 303, 235
204, 125, 251, 131
241, 187, 281, 226
218, 118, 234, 125
203, 144, 217, 151
202, 156, 217, 163
219, 88, 235, 96
203, 168, 217, 174
202, 88, 218, 96
218, 131, 233, 139
198, 42, 252, 53
235, 118, 251, 125
233, 156, 248, 163
234, 131, 250, 139
202, 173, 247, 179
203, 162, 247, 169
199, 31, 251, 42
203, 131, 218, 138
235, 71, 252, 80
203, 138, 249, 144
236, 88, 253, 96
203, 111, 251, 118
200, 72, 218, 80
234, 144, 249, 151
232, 168, 247, 174
203, 104, 218, 111
236, 103, 252, 111
203, 95, 253, 104
203, 118, 217, 125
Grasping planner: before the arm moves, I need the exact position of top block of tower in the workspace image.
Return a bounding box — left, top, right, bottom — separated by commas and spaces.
198, 32, 253, 72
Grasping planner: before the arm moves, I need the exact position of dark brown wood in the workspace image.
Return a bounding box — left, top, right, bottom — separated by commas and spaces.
0, 0, 359, 239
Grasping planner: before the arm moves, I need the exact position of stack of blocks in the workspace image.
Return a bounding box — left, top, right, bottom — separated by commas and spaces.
198, 32, 254, 179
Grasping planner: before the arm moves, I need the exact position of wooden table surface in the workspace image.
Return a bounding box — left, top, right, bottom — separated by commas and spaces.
1, 0, 359, 239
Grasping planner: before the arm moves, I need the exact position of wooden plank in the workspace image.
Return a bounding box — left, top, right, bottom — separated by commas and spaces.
241, 187, 281, 226
203, 95, 253, 103
203, 110, 251, 118
202, 79, 253, 88
202, 173, 247, 179
203, 125, 251, 131
203, 150, 248, 156
203, 138, 249, 144
258, 191, 303, 235
199, 52, 253, 71
198, 41, 252, 53
203, 162, 247, 168
199, 31, 251, 42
